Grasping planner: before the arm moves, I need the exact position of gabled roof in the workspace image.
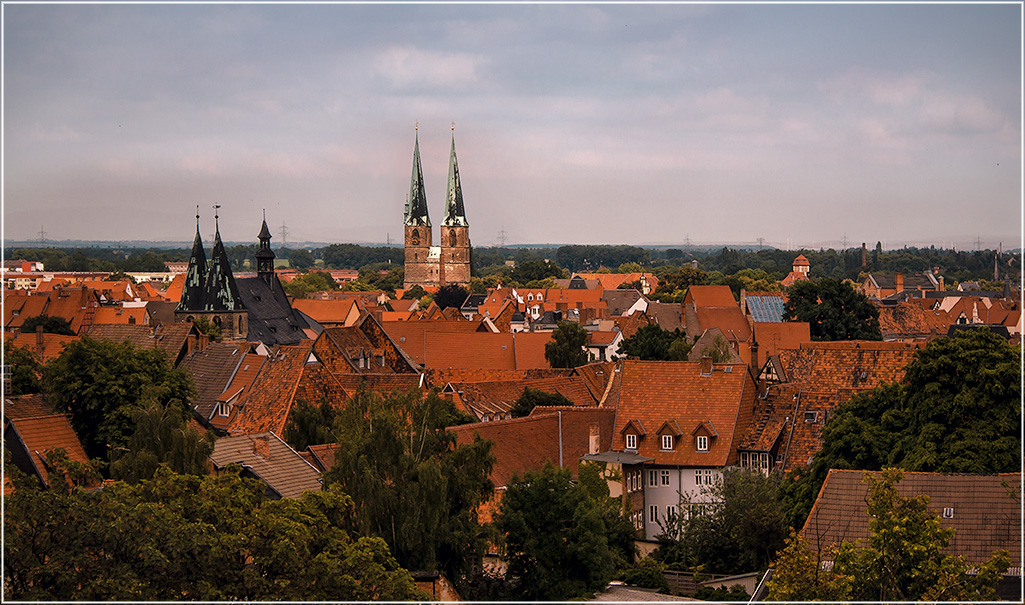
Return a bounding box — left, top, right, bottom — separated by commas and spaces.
91, 306, 148, 326
4, 332, 78, 363
612, 360, 756, 467
382, 319, 492, 366
603, 289, 644, 317
450, 407, 616, 487
577, 273, 660, 292
209, 432, 322, 498
445, 375, 599, 421
801, 470, 1021, 571
5, 414, 91, 488
208, 353, 265, 432
236, 275, 315, 346
179, 341, 255, 421
424, 367, 574, 388
2, 393, 53, 425
85, 323, 196, 366
685, 285, 738, 308
751, 322, 811, 360
645, 302, 684, 332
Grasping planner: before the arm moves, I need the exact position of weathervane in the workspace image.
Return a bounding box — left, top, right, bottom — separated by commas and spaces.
213, 204, 221, 228
196, 204, 200, 227
415, 121, 419, 131
451, 121, 455, 131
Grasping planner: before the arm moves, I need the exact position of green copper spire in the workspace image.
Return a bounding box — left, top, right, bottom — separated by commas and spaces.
405, 127, 431, 227
203, 206, 244, 312
177, 207, 208, 312
442, 128, 468, 227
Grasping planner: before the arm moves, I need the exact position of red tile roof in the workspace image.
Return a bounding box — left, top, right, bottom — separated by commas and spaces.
382, 319, 492, 366
612, 360, 756, 467
2, 393, 54, 424
802, 470, 1021, 570
290, 299, 360, 326
306, 443, 340, 473
685, 285, 738, 308
4, 332, 79, 363
210, 432, 322, 498
91, 306, 149, 326
85, 323, 196, 366
450, 406, 616, 487
5, 414, 91, 487
444, 375, 600, 421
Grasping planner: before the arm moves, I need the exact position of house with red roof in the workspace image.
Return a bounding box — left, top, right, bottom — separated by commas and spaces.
611, 359, 757, 539
5, 414, 94, 489
780, 255, 811, 288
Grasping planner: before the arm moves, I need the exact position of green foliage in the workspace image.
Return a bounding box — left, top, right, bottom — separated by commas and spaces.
401, 284, 426, 300
4, 344, 43, 395
282, 270, 340, 298
190, 316, 221, 340
769, 469, 1010, 600
498, 461, 636, 600
3, 466, 423, 601
784, 278, 881, 341
509, 259, 566, 285
544, 320, 589, 368
322, 389, 494, 589
282, 397, 339, 452
555, 244, 651, 272
619, 323, 691, 360
284, 247, 315, 269
617, 262, 645, 273
109, 399, 214, 483
619, 557, 670, 592
509, 387, 574, 418
434, 284, 469, 309
320, 243, 403, 269
19, 315, 75, 336
781, 329, 1021, 530
654, 468, 786, 575
650, 267, 708, 301
357, 263, 403, 293
43, 337, 194, 462
692, 583, 750, 601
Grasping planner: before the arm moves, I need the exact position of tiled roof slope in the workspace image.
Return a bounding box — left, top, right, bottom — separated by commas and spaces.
877, 301, 950, 341
613, 312, 651, 339
86, 323, 196, 366
424, 367, 574, 388
209, 432, 322, 499
512, 331, 553, 369
573, 361, 622, 407
236, 276, 317, 346
4, 288, 98, 334
612, 360, 756, 467
446, 376, 599, 421
314, 315, 420, 375
2, 393, 54, 424
382, 320, 491, 365
4, 332, 78, 363
802, 470, 1021, 571
227, 342, 348, 437
306, 443, 340, 473
179, 342, 254, 421
450, 406, 616, 487
208, 353, 265, 432
291, 299, 360, 326
645, 302, 684, 332
751, 322, 811, 360
603, 289, 644, 317
5, 414, 91, 488
331, 374, 422, 398
686, 285, 739, 308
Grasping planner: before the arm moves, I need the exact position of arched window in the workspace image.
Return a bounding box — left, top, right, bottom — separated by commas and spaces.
411, 229, 420, 246
450, 231, 457, 247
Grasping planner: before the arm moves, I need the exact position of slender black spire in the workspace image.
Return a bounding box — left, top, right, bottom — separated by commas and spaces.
443, 125, 468, 227
203, 205, 243, 311
405, 125, 431, 227
256, 210, 275, 285
177, 206, 207, 312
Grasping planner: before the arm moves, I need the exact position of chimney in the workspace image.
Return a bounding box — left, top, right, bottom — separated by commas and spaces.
739, 289, 747, 315
588, 423, 600, 455
700, 355, 713, 376
895, 273, 904, 294
251, 435, 270, 459
35, 325, 44, 355
938, 276, 944, 292
861, 243, 867, 267
750, 340, 760, 376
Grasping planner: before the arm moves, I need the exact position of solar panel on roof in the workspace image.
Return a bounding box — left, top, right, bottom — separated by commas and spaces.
748, 296, 786, 323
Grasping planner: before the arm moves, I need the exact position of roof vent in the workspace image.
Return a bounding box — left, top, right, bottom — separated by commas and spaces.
724, 366, 733, 373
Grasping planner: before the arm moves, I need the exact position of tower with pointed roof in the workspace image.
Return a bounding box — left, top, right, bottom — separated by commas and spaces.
402, 125, 471, 289
177, 207, 208, 313
256, 212, 276, 285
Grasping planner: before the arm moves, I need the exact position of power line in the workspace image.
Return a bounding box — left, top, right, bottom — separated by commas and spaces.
37, 225, 47, 244
279, 222, 289, 247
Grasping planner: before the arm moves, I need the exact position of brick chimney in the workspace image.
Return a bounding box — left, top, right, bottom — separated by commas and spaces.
895, 273, 904, 294
750, 340, 760, 376
700, 355, 713, 376
588, 423, 600, 455
861, 243, 867, 267
938, 276, 944, 291
251, 435, 270, 459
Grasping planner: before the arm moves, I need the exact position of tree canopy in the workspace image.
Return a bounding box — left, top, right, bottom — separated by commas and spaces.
108, 399, 214, 483
19, 315, 75, 335
509, 387, 574, 418
4, 466, 423, 601
43, 336, 194, 462
544, 321, 590, 368
784, 278, 881, 341
618, 324, 691, 361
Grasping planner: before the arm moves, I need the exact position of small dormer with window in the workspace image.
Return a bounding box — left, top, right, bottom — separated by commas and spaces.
657, 420, 682, 452
621, 419, 646, 452
691, 420, 718, 453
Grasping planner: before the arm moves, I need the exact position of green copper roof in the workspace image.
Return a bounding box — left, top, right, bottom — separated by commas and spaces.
176, 221, 208, 312
405, 132, 431, 227
203, 221, 244, 312
442, 133, 468, 227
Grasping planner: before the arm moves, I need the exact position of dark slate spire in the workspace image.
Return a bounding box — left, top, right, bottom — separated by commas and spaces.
256, 210, 275, 284
442, 127, 468, 227
405, 126, 431, 227
177, 207, 207, 312
203, 207, 244, 311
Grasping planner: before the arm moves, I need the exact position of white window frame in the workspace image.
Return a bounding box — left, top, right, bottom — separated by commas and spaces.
625, 433, 637, 450
648, 470, 658, 487
660, 469, 671, 486
696, 435, 709, 451
661, 434, 674, 450
695, 469, 712, 485
666, 504, 678, 520
649, 505, 659, 524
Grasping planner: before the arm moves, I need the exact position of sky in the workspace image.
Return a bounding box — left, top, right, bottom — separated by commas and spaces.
3, 3, 1021, 250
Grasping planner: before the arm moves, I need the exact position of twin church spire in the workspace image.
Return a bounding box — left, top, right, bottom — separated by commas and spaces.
404, 124, 469, 228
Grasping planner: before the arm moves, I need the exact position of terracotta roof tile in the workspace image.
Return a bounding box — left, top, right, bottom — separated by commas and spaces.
424, 367, 574, 387
685, 285, 738, 308
613, 360, 756, 467
5, 414, 91, 487
382, 319, 491, 366
2, 393, 54, 423
4, 332, 79, 363
86, 323, 195, 366
306, 443, 339, 472
209, 431, 322, 498
445, 376, 599, 421
802, 470, 1021, 571
179, 341, 254, 421
90, 306, 149, 326
289, 299, 360, 326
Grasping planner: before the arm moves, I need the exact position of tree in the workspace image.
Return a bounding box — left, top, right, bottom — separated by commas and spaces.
286, 248, 315, 270
401, 284, 426, 300
544, 321, 589, 368
108, 399, 214, 483
4, 466, 424, 601
509, 387, 574, 418
784, 278, 881, 341
619, 324, 691, 361
4, 344, 43, 395
779, 329, 1021, 530
693, 333, 733, 363
19, 315, 75, 336
434, 284, 469, 309
282, 397, 339, 452
498, 461, 635, 600
43, 337, 194, 461
282, 270, 339, 298
769, 469, 1010, 600
654, 468, 786, 575
322, 389, 492, 589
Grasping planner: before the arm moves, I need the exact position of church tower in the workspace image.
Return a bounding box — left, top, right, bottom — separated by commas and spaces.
177, 207, 207, 313
440, 127, 471, 287
255, 212, 276, 285
404, 127, 438, 288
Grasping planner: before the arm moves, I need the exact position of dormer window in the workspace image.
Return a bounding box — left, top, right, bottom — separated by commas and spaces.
625, 434, 637, 450
696, 435, 709, 451
661, 435, 674, 451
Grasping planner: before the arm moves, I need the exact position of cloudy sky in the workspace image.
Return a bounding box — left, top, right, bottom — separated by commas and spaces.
4, 3, 1021, 250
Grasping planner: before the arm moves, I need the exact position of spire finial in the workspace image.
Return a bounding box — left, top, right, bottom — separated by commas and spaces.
451, 121, 455, 131
415, 121, 419, 132
196, 204, 200, 227
213, 204, 221, 229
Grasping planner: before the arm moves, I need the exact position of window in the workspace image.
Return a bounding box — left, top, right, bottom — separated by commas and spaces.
696, 435, 709, 451
625, 434, 637, 450
217, 402, 230, 417
943, 507, 955, 519
649, 505, 659, 524
739, 452, 750, 467
660, 469, 671, 486
804, 411, 818, 423
648, 470, 658, 487
666, 504, 678, 520
661, 435, 674, 450
695, 469, 713, 485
